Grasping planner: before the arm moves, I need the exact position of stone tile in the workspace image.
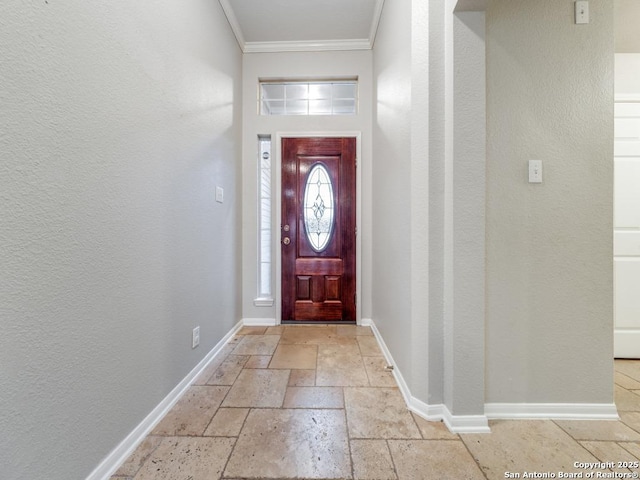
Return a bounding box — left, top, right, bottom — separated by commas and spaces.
224, 408, 351, 479
411, 413, 459, 440
265, 326, 286, 335
133, 436, 235, 480
269, 344, 318, 369
554, 420, 640, 442
289, 369, 316, 386
580, 441, 640, 465
615, 385, 640, 412
238, 326, 268, 335
203, 408, 249, 437
279, 326, 340, 344
244, 355, 271, 369
192, 345, 235, 386
350, 439, 397, 480
344, 387, 421, 439
206, 355, 249, 385
620, 442, 640, 460
616, 372, 640, 390
357, 336, 383, 356
335, 335, 360, 346
461, 420, 599, 479
316, 344, 369, 386
616, 360, 640, 383
388, 440, 485, 480
113, 436, 162, 477
222, 369, 289, 408
336, 325, 374, 336
231, 334, 280, 355
363, 356, 396, 387
151, 386, 228, 436
619, 412, 640, 434
283, 387, 344, 409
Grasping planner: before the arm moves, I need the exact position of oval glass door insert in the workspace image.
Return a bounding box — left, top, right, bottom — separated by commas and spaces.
303, 164, 335, 251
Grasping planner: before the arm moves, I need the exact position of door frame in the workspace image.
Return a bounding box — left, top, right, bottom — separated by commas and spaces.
275, 131, 362, 325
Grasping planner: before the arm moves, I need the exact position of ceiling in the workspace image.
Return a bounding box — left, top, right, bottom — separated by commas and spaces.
219, 0, 386, 53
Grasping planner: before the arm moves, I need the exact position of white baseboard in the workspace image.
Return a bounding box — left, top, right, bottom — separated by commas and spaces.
86, 320, 243, 480
367, 319, 490, 434
408, 396, 490, 433
614, 330, 640, 358
442, 411, 491, 433
360, 317, 373, 327
485, 403, 619, 420
407, 395, 446, 421
242, 317, 277, 326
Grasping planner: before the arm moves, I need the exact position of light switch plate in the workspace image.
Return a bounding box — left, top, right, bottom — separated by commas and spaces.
215, 186, 224, 203
575, 1, 589, 24
529, 160, 543, 184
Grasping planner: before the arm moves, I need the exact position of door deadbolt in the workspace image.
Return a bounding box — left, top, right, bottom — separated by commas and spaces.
283, 224, 290, 232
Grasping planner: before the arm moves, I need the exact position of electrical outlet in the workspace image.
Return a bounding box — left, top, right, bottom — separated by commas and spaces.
192, 326, 200, 349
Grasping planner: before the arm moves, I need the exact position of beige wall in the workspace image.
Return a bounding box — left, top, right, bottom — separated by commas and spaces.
486, 0, 614, 404
616, 0, 640, 53
372, 0, 415, 389
0, 1, 242, 477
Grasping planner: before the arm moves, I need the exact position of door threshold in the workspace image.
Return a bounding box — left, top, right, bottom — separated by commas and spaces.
281, 320, 356, 325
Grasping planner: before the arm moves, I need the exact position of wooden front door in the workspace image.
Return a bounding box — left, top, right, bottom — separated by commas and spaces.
281, 137, 356, 322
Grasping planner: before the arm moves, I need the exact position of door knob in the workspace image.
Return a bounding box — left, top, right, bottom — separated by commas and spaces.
282, 237, 291, 245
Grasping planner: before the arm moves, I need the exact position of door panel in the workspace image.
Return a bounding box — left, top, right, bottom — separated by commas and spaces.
614, 101, 640, 358
281, 137, 356, 322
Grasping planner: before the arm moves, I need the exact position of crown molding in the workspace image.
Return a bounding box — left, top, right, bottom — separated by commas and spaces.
243, 39, 372, 54
219, 0, 385, 53
369, 0, 385, 48
218, 0, 245, 50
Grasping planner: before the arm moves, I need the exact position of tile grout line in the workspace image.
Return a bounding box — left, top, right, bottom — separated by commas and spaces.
385, 439, 400, 480
458, 434, 491, 480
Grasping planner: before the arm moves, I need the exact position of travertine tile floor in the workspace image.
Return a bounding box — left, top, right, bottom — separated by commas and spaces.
111, 325, 640, 480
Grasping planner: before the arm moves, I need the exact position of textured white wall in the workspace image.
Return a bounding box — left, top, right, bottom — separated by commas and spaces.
372, 0, 444, 404
372, 0, 414, 386
486, 0, 614, 404
0, 1, 242, 478
443, 9, 486, 417
241, 50, 373, 322
615, 0, 640, 53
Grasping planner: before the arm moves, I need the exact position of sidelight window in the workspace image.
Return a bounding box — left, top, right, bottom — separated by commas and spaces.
256, 135, 272, 304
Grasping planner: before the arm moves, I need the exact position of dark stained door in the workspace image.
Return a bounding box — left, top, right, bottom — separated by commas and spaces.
281, 137, 356, 322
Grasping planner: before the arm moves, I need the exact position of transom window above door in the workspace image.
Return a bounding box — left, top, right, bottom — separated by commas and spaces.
259, 80, 358, 116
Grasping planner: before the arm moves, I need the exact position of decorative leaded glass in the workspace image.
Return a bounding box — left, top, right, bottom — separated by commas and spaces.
303, 164, 334, 251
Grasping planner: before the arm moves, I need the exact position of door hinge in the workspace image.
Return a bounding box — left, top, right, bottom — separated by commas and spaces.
355, 226, 358, 237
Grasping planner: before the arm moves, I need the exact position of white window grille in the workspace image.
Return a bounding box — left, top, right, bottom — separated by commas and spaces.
259, 80, 358, 116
